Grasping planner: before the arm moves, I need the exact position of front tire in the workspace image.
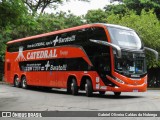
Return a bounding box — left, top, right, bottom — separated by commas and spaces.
85, 79, 93, 97
21, 76, 28, 89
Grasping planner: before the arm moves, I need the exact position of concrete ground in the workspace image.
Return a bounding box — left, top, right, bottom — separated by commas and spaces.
0, 84, 160, 120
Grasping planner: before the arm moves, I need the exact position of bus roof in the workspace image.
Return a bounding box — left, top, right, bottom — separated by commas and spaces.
106, 24, 133, 31
7, 23, 133, 44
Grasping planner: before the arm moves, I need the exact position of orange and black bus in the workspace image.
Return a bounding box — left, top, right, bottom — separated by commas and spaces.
4, 23, 158, 97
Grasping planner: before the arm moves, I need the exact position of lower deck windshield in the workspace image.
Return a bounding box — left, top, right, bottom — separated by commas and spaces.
114, 53, 147, 77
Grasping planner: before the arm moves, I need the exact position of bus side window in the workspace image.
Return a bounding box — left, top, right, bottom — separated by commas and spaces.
73, 29, 87, 45
7, 63, 11, 71
87, 27, 107, 41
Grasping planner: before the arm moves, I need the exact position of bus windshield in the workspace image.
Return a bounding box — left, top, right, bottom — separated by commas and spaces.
114, 52, 147, 77
108, 27, 142, 50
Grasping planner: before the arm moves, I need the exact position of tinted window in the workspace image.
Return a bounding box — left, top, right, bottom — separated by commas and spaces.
19, 58, 90, 71
7, 42, 21, 52
7, 27, 107, 52
83, 27, 109, 57
108, 27, 142, 49
87, 27, 107, 41
7, 31, 78, 52
73, 29, 87, 45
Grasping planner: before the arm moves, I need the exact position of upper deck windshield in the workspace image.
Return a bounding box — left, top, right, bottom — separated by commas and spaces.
107, 27, 142, 50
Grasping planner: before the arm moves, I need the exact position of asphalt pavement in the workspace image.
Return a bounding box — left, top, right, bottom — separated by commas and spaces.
0, 84, 160, 120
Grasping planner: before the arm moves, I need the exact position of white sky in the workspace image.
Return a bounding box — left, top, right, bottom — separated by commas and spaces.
45, 0, 111, 16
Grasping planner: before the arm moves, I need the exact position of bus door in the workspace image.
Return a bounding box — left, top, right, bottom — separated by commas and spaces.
95, 54, 112, 85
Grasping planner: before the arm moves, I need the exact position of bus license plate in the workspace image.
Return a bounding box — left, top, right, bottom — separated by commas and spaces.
133, 89, 138, 92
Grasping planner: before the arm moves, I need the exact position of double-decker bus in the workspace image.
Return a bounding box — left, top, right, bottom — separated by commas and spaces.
4, 23, 158, 97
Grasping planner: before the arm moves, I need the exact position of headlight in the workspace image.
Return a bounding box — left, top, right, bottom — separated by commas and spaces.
144, 77, 147, 84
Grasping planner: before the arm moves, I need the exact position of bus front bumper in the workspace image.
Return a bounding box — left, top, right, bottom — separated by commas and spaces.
104, 75, 147, 92
109, 83, 147, 92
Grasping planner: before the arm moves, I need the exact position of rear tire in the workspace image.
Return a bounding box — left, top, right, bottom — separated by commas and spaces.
71, 78, 78, 95
67, 84, 71, 94
85, 79, 93, 97
21, 76, 28, 89
14, 76, 21, 88
114, 92, 121, 96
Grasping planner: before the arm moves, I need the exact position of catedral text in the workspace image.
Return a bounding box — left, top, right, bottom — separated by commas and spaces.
27, 49, 57, 60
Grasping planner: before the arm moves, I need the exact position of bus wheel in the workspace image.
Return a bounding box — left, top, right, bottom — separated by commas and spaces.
99, 91, 105, 95
21, 76, 28, 89
71, 78, 78, 95
14, 76, 21, 88
85, 79, 93, 97
114, 92, 121, 97
67, 84, 71, 94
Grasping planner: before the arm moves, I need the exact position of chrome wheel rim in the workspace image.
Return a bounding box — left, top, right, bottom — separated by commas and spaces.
22, 78, 26, 88
85, 83, 88, 92
15, 78, 19, 86
71, 83, 74, 92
